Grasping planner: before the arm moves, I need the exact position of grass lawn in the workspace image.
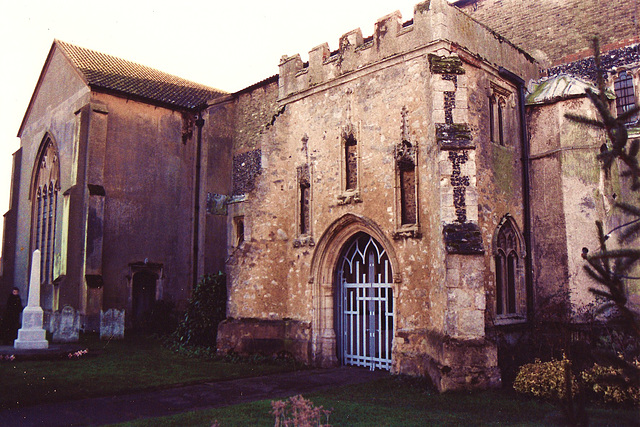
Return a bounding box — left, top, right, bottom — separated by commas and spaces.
2, 336, 637, 425
112, 377, 640, 427
0, 334, 299, 410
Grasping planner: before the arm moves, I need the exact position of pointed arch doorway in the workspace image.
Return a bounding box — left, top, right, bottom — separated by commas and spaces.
309, 214, 399, 369
336, 232, 394, 370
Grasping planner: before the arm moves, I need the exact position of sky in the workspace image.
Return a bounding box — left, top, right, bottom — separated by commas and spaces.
0, 0, 427, 248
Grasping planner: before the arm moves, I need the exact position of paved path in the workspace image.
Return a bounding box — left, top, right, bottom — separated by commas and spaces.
0, 367, 386, 426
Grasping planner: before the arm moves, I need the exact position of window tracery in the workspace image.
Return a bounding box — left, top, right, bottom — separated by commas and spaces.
489, 83, 511, 146
494, 216, 526, 321
31, 135, 60, 296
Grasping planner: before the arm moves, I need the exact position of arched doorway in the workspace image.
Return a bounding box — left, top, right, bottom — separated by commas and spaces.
131, 271, 157, 330
335, 232, 394, 370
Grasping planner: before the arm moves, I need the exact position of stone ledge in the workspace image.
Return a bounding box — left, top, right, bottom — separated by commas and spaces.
393, 225, 422, 239
337, 190, 362, 205
293, 235, 315, 248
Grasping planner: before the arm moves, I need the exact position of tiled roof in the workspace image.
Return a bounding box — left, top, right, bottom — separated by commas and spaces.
56, 40, 226, 109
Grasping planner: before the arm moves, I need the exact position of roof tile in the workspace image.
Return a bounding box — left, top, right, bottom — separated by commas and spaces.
56, 40, 226, 109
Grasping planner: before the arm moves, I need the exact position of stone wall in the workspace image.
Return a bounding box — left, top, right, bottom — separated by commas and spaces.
528, 95, 612, 320
217, 318, 311, 363
95, 92, 197, 314
7, 43, 227, 330
279, 0, 538, 100
204, 101, 234, 276
454, 0, 640, 67
10, 46, 91, 314
220, 0, 535, 391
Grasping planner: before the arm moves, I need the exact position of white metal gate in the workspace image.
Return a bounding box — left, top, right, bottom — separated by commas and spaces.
336, 233, 394, 370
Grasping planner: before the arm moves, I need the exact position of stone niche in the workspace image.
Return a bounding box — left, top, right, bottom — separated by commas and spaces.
217, 318, 311, 363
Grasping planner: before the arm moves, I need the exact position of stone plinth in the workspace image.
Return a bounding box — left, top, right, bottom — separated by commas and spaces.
217, 318, 312, 363
14, 250, 49, 350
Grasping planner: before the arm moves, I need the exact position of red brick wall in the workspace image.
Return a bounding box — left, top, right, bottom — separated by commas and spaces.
455, 0, 639, 66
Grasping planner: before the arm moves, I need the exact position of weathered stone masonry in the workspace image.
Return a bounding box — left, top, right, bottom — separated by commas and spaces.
218, 0, 539, 392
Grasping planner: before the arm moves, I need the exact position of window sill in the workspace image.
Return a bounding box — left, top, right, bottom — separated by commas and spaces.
494, 314, 527, 326
393, 224, 421, 239
337, 190, 362, 205
491, 141, 515, 150
293, 235, 315, 248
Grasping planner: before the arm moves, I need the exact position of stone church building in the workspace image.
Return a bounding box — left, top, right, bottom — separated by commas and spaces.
1, 0, 638, 391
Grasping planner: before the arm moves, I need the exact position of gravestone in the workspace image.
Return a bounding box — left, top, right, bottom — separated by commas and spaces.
52, 306, 79, 342
14, 250, 49, 349
100, 309, 125, 340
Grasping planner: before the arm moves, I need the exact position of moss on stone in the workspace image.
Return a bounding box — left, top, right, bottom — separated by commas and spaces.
561, 149, 599, 185
428, 54, 465, 75
491, 145, 515, 197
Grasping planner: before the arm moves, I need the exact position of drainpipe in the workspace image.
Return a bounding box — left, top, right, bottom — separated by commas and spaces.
499, 67, 534, 320
193, 110, 205, 290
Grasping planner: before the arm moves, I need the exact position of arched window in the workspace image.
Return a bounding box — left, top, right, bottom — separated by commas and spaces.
31, 135, 60, 289
494, 216, 525, 318
497, 99, 505, 146
489, 95, 496, 143
344, 134, 358, 191
614, 71, 637, 126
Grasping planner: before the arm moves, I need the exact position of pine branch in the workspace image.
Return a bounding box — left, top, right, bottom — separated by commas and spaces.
563, 113, 606, 128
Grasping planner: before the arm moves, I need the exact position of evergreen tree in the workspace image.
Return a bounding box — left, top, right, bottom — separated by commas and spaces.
566, 37, 640, 393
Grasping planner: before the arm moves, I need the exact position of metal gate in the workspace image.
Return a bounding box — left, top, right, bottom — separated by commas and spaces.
336, 233, 394, 370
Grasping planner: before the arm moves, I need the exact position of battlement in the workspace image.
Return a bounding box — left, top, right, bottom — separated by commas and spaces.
278, 0, 539, 100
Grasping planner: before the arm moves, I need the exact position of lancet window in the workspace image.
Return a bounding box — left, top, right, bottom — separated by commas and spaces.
344, 134, 358, 191
494, 216, 525, 318
297, 164, 311, 236
393, 107, 419, 238
31, 135, 60, 287
489, 83, 512, 146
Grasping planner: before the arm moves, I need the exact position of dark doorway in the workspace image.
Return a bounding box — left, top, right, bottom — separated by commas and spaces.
131, 271, 157, 330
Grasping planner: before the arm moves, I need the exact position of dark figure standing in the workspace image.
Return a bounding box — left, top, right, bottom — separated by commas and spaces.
2, 287, 24, 344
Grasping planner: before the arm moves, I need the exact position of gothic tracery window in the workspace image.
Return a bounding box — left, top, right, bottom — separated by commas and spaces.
494, 216, 524, 318
489, 84, 511, 146
31, 136, 60, 288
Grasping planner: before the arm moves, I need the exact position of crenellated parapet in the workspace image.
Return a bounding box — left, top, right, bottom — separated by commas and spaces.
278, 0, 539, 100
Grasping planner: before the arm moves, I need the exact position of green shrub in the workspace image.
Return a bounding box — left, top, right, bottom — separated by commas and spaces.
174, 272, 227, 348
515, 355, 640, 407
581, 359, 640, 405
513, 356, 579, 401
